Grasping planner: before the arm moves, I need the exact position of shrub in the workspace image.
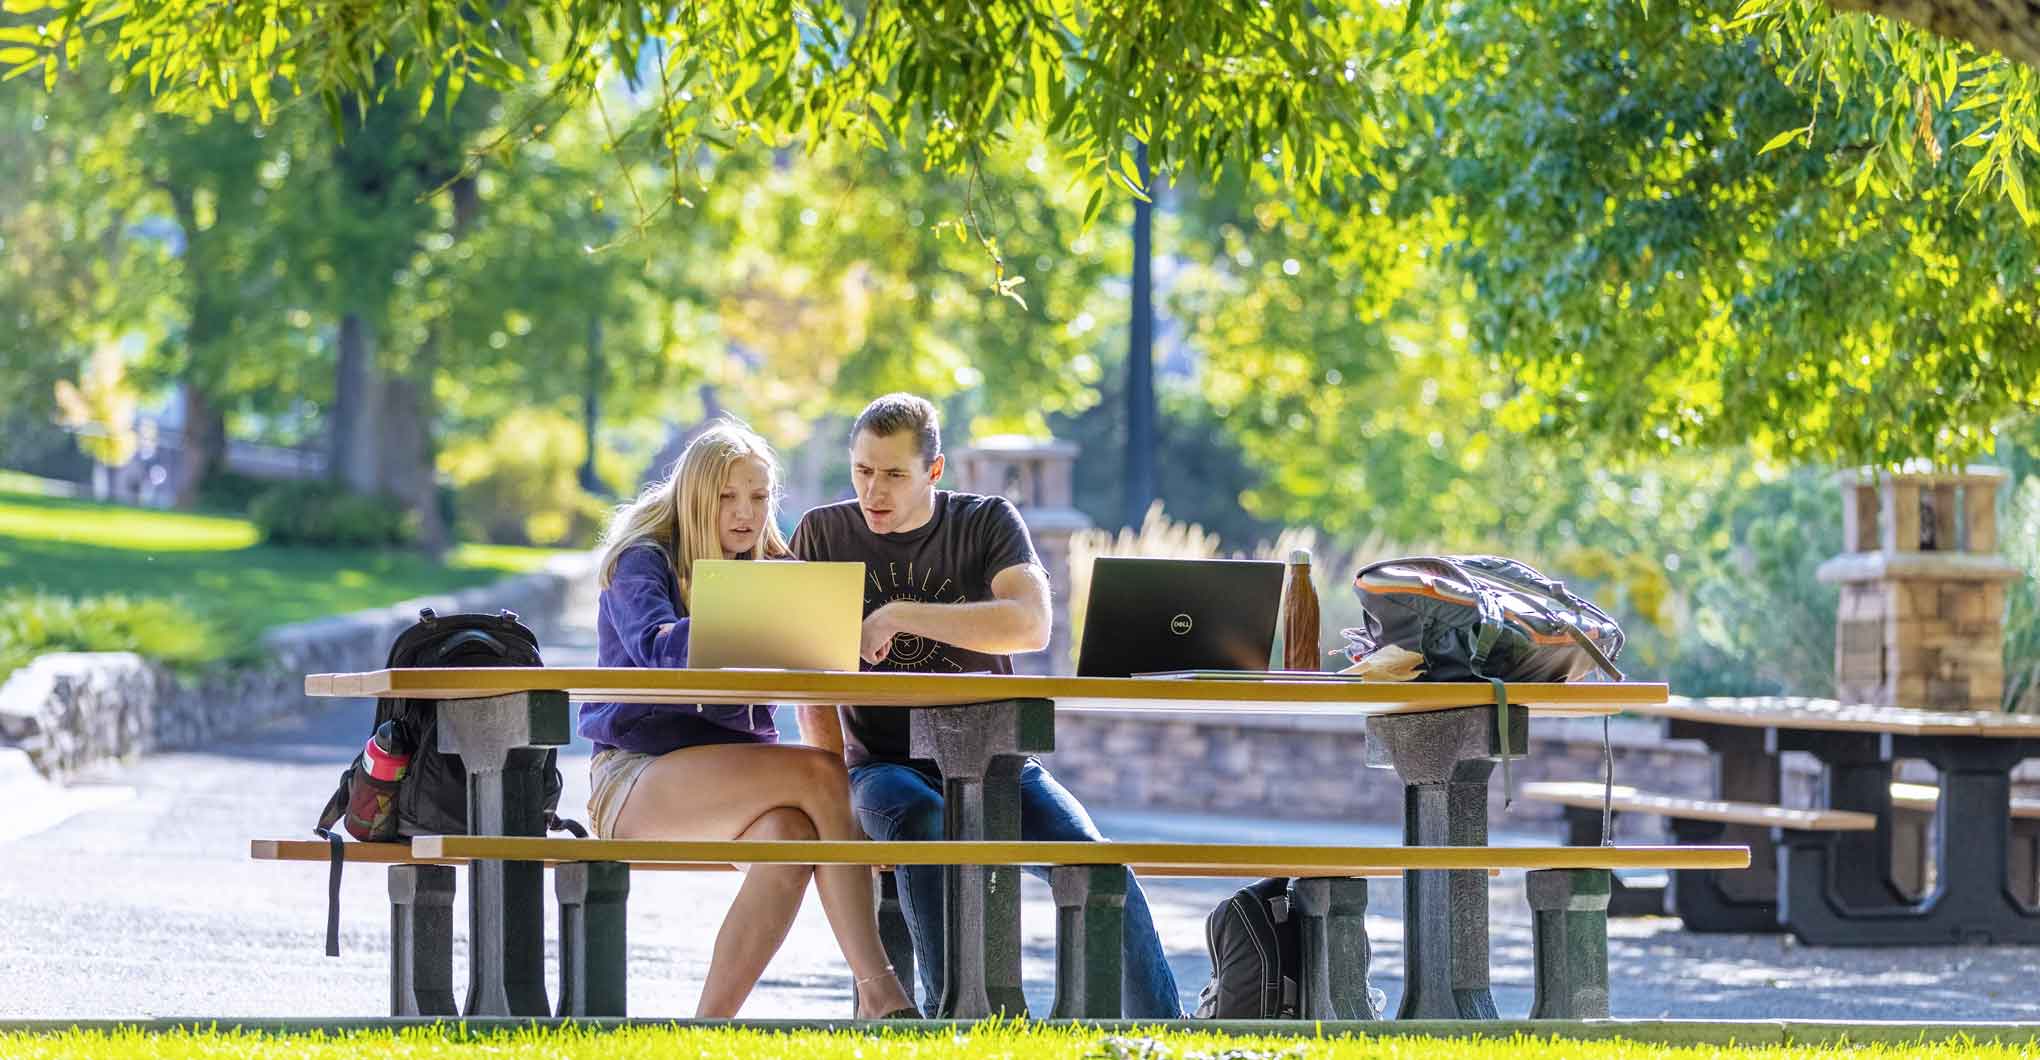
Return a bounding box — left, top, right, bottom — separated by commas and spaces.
250, 482, 416, 548
196, 471, 274, 515
0, 591, 235, 678
442, 410, 612, 548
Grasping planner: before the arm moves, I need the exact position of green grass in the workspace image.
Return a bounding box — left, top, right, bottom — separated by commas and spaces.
0, 1024, 2027, 1060
0, 484, 563, 677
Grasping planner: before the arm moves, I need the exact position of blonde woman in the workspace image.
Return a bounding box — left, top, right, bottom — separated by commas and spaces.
579, 421, 917, 1019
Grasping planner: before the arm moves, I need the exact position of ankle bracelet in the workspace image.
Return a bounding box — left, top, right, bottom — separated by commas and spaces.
853, 964, 895, 988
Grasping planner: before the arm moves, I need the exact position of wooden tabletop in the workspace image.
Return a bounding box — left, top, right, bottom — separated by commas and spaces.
1630, 696, 2040, 737
304, 667, 1663, 716
409, 836, 1750, 872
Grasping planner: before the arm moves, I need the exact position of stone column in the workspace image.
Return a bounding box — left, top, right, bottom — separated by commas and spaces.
1817, 467, 2017, 710
948, 437, 1093, 675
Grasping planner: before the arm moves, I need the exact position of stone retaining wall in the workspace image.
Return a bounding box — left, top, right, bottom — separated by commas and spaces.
0, 552, 595, 781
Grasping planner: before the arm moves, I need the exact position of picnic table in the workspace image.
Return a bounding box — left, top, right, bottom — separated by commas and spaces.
1624, 696, 2040, 945
304, 668, 1669, 1018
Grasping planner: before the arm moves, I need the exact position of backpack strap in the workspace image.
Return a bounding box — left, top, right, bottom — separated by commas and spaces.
312, 826, 345, 957
548, 813, 588, 838
1484, 676, 1512, 809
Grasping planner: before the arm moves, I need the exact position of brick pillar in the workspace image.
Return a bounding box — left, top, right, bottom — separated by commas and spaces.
948, 437, 1093, 675
1817, 467, 2017, 710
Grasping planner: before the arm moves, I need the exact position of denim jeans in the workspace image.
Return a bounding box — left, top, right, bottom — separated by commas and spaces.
848, 757, 1183, 1018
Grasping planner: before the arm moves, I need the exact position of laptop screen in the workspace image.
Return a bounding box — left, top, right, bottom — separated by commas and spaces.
1074, 557, 1285, 678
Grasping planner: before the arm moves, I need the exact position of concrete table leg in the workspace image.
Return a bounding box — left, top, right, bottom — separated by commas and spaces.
1447, 759, 1500, 1019
1664, 720, 1785, 930
388, 864, 458, 1018
555, 861, 629, 1018
1773, 729, 1908, 908
1367, 705, 1524, 1020
1049, 864, 1126, 1019
1292, 876, 1378, 1019
1526, 868, 1612, 1019
912, 698, 1054, 1020
435, 690, 572, 1018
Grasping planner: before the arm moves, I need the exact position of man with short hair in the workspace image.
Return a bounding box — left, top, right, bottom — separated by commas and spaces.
793, 392, 1183, 1017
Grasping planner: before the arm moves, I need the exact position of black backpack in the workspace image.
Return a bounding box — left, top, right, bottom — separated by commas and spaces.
1194, 877, 1300, 1019
311, 607, 582, 955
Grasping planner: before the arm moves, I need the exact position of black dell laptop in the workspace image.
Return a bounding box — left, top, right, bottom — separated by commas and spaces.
1074, 557, 1287, 678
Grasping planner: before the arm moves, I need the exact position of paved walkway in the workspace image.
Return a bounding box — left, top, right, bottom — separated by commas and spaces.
4, 613, 2038, 1020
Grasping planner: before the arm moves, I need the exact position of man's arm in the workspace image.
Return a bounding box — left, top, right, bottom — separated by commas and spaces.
798, 705, 846, 757
860, 563, 1052, 664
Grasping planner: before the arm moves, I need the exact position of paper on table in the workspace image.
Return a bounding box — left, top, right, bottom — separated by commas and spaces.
1340, 644, 1426, 681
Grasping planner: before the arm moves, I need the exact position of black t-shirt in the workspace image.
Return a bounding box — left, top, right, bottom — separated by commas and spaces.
790, 490, 1041, 766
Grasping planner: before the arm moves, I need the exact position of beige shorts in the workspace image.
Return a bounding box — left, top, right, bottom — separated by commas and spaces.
587, 747, 661, 839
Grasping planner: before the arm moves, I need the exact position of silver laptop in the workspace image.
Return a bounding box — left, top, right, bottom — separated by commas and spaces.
688, 559, 865, 671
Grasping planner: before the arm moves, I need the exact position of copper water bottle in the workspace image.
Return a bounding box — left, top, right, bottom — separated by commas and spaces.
1282, 547, 1322, 672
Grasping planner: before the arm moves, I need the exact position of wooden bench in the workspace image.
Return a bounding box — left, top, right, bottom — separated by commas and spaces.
255, 836, 1745, 1021
252, 837, 1464, 1019
1522, 779, 2040, 924
1519, 780, 1872, 925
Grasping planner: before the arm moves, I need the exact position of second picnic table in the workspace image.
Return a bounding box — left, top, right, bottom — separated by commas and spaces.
305, 668, 1668, 1018
1625, 696, 2040, 945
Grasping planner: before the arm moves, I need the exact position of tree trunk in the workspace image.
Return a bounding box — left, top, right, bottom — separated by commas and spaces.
162, 182, 227, 510
1122, 142, 1158, 531
172, 383, 225, 509
379, 339, 446, 557
1828, 0, 2040, 69
381, 174, 484, 558
331, 311, 381, 494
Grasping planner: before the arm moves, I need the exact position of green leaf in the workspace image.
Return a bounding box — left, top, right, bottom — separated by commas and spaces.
0, 45, 36, 63
2007, 162, 2032, 224
1030, 48, 1052, 118
1118, 149, 1144, 195
321, 89, 345, 141
1081, 185, 1104, 230
1402, 0, 1425, 35
0, 26, 41, 43
1, 0, 51, 11
1, 56, 36, 81
1757, 126, 1807, 154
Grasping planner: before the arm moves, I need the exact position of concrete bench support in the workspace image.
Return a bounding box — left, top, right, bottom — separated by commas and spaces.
554, 861, 630, 1017
1553, 804, 1667, 916
1048, 864, 1126, 1018
1526, 868, 1612, 1019
388, 864, 459, 1018
1293, 876, 1379, 1019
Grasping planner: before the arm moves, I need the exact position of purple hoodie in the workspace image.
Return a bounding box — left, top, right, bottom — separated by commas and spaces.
577, 544, 778, 754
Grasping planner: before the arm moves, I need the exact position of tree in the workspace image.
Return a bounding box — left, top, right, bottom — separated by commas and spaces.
1764, 0, 2040, 72
1386, 1, 2039, 465
14, 0, 2040, 472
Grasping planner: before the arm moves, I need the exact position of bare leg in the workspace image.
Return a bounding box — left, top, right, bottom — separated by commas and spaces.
609, 742, 914, 1018
695, 808, 815, 1017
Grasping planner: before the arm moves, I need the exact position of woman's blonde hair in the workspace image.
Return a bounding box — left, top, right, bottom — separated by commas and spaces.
595, 420, 792, 605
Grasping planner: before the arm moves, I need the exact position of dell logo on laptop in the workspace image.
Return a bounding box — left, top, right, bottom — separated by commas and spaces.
1169, 613, 1194, 636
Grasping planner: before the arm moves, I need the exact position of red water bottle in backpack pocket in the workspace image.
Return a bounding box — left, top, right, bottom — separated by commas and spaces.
344, 719, 411, 841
